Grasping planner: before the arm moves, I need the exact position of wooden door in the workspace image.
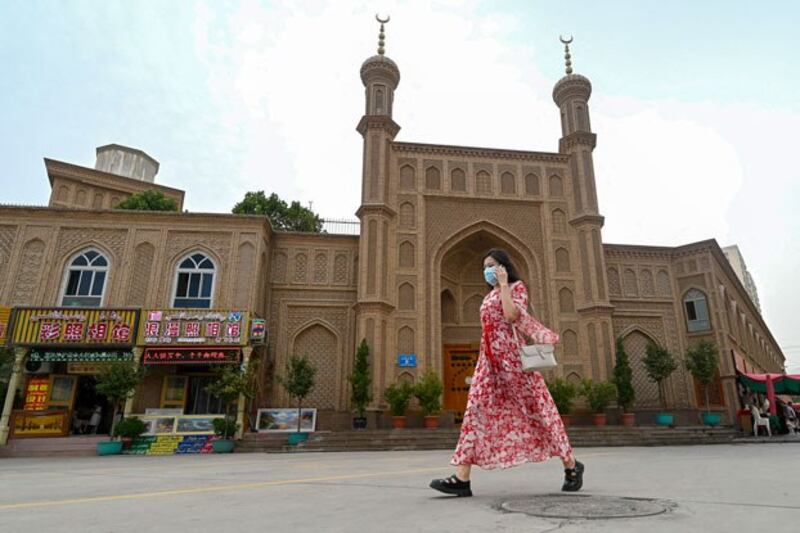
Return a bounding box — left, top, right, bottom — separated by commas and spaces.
443, 344, 480, 424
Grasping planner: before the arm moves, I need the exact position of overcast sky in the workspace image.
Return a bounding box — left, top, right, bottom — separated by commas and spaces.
1, 0, 798, 371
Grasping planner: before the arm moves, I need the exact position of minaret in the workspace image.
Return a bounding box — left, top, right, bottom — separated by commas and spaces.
552, 37, 615, 379
355, 16, 401, 401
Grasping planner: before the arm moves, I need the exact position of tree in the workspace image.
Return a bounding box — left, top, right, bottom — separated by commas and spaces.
613, 338, 635, 412
685, 340, 719, 413
95, 362, 145, 439
414, 371, 444, 416
642, 342, 678, 411
278, 355, 317, 432
115, 190, 178, 211
546, 378, 578, 415
349, 339, 372, 418
232, 191, 323, 232
205, 360, 260, 439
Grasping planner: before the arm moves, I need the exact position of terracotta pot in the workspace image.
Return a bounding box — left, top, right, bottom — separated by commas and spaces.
621, 412, 636, 427
424, 415, 440, 429
560, 414, 571, 427
592, 413, 607, 426
392, 416, 407, 429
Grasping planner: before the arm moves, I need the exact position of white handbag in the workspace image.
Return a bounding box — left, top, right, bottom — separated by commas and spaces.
513, 326, 557, 372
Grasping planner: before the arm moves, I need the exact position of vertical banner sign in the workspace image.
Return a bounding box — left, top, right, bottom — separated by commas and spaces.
23, 377, 50, 411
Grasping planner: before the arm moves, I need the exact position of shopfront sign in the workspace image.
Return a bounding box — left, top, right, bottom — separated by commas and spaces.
67, 362, 112, 375
29, 349, 134, 363
11, 410, 70, 438
139, 310, 249, 346
11, 308, 139, 347
142, 347, 241, 365
23, 377, 50, 411
250, 318, 267, 345
0, 305, 11, 344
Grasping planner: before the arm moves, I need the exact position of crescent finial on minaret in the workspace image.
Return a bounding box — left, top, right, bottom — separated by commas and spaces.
376, 14, 390, 55
560, 35, 574, 75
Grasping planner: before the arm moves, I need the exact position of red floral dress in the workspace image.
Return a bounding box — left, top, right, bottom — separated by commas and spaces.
451, 281, 573, 469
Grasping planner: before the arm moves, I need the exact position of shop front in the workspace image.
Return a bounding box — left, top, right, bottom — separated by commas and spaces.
1, 308, 139, 441
130, 309, 255, 454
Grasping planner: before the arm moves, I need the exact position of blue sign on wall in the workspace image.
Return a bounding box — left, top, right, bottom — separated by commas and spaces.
397, 354, 417, 368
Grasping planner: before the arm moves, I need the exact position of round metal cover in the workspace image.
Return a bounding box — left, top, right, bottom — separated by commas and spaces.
500, 494, 673, 520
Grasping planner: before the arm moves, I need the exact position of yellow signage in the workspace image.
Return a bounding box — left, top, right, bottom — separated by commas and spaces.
12, 411, 69, 438
138, 310, 250, 346
0, 305, 10, 344
67, 362, 112, 375
11, 308, 140, 347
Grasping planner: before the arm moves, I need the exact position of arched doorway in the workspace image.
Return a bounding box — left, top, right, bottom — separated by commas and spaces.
620, 330, 661, 408
437, 230, 536, 422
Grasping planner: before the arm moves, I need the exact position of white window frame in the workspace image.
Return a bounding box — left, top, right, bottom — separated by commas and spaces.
59, 248, 110, 307
171, 252, 216, 309
684, 288, 711, 332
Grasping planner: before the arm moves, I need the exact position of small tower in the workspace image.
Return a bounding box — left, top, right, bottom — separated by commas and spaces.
552, 37, 614, 379
355, 16, 402, 402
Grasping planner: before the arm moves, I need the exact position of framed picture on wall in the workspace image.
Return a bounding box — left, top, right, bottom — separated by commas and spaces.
255, 408, 317, 433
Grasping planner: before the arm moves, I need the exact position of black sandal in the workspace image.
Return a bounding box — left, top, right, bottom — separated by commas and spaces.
562, 460, 585, 492
430, 474, 473, 497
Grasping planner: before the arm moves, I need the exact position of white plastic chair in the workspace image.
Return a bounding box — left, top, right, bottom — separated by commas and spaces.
750, 405, 771, 437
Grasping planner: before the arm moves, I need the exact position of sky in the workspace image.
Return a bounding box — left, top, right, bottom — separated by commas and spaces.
1, 0, 798, 371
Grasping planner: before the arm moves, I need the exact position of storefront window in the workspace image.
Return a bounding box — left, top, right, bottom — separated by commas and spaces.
173, 253, 215, 308
185, 376, 227, 415
61, 249, 108, 307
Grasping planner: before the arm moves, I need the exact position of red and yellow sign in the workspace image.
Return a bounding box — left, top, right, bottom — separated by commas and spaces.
0, 305, 11, 344
143, 347, 241, 365
11, 308, 139, 347
23, 377, 50, 411
138, 310, 249, 346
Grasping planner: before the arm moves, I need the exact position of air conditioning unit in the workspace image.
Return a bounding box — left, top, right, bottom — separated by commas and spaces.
25, 360, 53, 374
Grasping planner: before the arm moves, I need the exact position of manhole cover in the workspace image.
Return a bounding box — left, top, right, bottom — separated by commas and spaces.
500, 494, 673, 519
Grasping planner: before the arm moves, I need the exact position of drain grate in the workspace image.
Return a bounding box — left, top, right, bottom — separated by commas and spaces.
500, 494, 674, 520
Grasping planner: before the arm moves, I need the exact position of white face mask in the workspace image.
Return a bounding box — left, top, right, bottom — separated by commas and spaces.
483, 266, 497, 286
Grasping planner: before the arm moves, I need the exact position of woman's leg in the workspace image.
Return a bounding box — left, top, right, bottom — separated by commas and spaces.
456, 464, 472, 481
561, 456, 576, 469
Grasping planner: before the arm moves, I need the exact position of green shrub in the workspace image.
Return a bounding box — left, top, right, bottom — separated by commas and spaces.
685, 340, 719, 413
383, 382, 414, 416
613, 338, 635, 412
547, 378, 579, 415
113, 416, 147, 440
213, 418, 239, 440
414, 371, 444, 416
581, 379, 617, 413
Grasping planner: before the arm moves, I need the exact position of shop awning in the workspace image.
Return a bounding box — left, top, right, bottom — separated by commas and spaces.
738, 373, 800, 395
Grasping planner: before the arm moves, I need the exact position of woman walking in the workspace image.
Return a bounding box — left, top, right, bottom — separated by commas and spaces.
430, 249, 584, 497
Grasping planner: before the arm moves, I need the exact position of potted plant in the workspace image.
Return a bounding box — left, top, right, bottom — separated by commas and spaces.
686, 339, 721, 426
612, 338, 636, 426
580, 379, 617, 426
278, 355, 317, 445
642, 341, 678, 426
113, 416, 147, 450
349, 339, 372, 429
205, 361, 259, 453
414, 371, 444, 429
547, 378, 578, 427
95, 361, 144, 455
383, 381, 413, 429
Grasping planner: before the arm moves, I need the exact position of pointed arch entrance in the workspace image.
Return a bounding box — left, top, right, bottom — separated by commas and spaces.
433, 225, 543, 422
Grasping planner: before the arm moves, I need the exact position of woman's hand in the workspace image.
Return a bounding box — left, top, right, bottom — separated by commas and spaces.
496, 265, 509, 286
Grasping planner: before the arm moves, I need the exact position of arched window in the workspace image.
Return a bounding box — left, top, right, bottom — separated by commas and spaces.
684, 289, 710, 332
61, 249, 109, 307
173, 252, 215, 308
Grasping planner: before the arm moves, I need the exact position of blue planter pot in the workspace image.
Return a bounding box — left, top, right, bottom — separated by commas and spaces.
212, 439, 235, 453
288, 432, 309, 446
97, 441, 123, 456
701, 412, 722, 426
655, 413, 674, 426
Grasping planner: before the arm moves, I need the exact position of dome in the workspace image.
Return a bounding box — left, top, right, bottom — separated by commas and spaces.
360, 55, 400, 88
552, 74, 592, 105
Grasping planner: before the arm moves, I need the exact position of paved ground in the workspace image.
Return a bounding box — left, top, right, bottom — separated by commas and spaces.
1, 444, 798, 532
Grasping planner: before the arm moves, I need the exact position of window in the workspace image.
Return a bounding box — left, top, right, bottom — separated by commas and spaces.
684, 289, 711, 332
61, 249, 109, 307
173, 253, 215, 308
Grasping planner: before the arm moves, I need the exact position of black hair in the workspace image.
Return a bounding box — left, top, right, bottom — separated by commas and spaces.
482, 249, 523, 288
